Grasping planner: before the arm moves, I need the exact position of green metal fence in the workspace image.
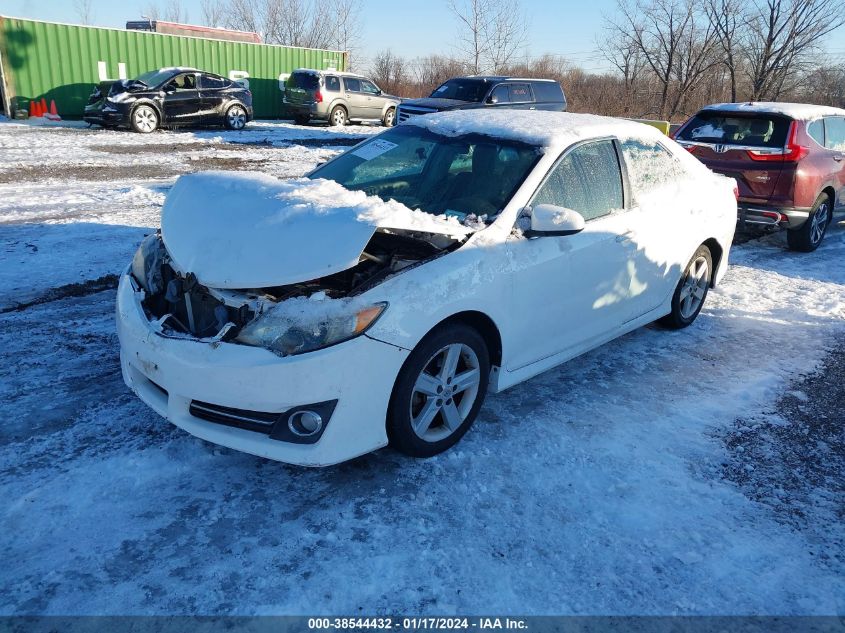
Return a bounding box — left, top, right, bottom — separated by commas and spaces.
0, 16, 347, 119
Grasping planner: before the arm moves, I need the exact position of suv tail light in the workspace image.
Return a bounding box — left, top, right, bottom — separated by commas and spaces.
315, 90, 323, 103
747, 121, 808, 163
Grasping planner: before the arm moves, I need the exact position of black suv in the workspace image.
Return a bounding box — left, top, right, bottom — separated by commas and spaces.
84, 67, 253, 133
396, 76, 566, 123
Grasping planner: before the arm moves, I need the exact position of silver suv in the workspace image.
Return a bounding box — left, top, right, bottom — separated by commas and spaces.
283, 69, 401, 127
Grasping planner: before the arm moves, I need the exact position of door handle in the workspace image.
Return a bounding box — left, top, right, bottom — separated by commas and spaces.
616, 231, 634, 243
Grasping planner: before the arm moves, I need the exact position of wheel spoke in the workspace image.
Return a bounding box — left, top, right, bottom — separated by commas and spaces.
441, 401, 462, 431
439, 345, 461, 381
412, 398, 440, 435
451, 368, 479, 394
414, 372, 441, 397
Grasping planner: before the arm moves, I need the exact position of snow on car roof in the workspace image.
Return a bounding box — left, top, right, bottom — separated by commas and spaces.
701, 102, 845, 120
404, 109, 666, 148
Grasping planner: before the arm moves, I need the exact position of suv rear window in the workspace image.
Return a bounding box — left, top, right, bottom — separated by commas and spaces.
677, 111, 790, 148
532, 81, 564, 102
286, 72, 319, 90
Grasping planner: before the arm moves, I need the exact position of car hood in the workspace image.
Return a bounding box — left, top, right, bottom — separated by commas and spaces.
160, 171, 474, 290
401, 97, 477, 110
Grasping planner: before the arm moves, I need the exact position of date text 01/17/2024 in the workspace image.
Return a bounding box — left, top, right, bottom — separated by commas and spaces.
307, 617, 529, 630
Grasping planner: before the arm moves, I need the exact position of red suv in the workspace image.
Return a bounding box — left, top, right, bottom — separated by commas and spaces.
674, 102, 845, 251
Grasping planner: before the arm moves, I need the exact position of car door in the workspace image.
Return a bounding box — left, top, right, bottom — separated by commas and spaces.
198, 73, 230, 122
342, 77, 368, 119
487, 84, 510, 108
615, 138, 696, 319
505, 138, 637, 370
359, 79, 386, 118
162, 72, 202, 124
823, 116, 845, 210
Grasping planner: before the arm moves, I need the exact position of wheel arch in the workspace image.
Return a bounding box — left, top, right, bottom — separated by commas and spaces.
424, 310, 503, 368
130, 99, 163, 120
820, 186, 836, 209
702, 237, 723, 288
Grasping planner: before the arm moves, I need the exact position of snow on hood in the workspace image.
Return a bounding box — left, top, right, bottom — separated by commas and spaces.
160, 171, 472, 290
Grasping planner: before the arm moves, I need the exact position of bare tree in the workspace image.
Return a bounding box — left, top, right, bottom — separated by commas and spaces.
601, 29, 646, 114
370, 49, 409, 94
74, 0, 94, 25
200, 0, 227, 27
448, 0, 529, 74
704, 0, 742, 101
608, 0, 718, 119
743, 0, 845, 100
142, 0, 189, 22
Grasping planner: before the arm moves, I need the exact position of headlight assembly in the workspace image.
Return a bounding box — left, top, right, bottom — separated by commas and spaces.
235, 298, 387, 356
130, 234, 166, 294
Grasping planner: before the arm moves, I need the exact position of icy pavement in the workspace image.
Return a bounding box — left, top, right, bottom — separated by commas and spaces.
1, 119, 844, 615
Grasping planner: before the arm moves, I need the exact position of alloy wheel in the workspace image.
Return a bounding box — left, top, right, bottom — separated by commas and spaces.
678, 255, 709, 320
410, 343, 481, 443
332, 108, 346, 126
227, 106, 246, 130
133, 106, 157, 133
810, 202, 829, 246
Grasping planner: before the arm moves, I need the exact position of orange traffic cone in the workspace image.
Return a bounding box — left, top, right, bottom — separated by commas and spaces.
49, 100, 58, 116
40, 98, 47, 115
29, 100, 37, 117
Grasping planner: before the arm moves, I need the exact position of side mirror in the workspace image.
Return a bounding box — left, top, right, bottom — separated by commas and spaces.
487, 95, 499, 104
525, 204, 585, 238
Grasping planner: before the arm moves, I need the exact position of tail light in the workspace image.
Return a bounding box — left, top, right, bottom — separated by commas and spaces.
747, 121, 808, 162
733, 182, 739, 200
315, 90, 323, 103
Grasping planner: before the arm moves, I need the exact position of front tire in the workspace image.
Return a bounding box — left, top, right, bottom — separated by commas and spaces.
787, 194, 831, 252
130, 105, 159, 133
224, 104, 248, 130
383, 107, 396, 127
329, 105, 348, 127
660, 245, 713, 329
388, 324, 490, 458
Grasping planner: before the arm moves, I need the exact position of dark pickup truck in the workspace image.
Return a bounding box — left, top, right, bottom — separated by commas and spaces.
396, 76, 566, 123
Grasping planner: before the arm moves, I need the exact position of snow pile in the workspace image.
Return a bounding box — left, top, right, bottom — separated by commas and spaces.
703, 101, 845, 119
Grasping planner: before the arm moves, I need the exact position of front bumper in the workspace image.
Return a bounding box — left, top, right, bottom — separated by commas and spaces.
83, 102, 125, 127
116, 274, 409, 466
738, 204, 810, 230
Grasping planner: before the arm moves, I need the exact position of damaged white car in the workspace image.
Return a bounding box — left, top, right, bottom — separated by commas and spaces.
117, 110, 737, 466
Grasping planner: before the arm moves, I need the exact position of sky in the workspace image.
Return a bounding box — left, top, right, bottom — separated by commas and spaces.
1, 0, 621, 71
3, 0, 845, 71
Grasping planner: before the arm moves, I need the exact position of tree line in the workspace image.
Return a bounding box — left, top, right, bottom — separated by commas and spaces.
127, 0, 845, 121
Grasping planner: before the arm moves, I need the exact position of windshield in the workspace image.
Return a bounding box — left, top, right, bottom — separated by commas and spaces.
309, 125, 541, 221
430, 79, 491, 103
677, 111, 790, 148
132, 69, 178, 88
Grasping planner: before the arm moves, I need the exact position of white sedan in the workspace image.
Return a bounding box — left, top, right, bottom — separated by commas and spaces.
116, 110, 737, 466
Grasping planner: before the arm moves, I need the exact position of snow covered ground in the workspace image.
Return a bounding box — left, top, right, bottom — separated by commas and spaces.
1, 119, 844, 616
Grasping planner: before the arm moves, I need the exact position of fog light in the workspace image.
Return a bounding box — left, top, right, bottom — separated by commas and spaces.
288, 410, 323, 437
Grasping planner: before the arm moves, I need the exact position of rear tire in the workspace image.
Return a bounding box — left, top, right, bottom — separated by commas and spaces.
130, 105, 159, 134
329, 105, 348, 127
787, 194, 831, 252
659, 245, 712, 329
388, 324, 490, 458
224, 104, 247, 130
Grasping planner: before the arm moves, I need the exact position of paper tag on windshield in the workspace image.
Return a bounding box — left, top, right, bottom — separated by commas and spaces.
352, 139, 398, 161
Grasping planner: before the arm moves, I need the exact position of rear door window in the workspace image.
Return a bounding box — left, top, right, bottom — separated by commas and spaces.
620, 139, 686, 200
677, 112, 790, 148
343, 77, 362, 92
200, 74, 230, 89
824, 117, 845, 151
509, 83, 532, 103
533, 140, 624, 221
807, 119, 825, 146
532, 81, 564, 102
325, 75, 341, 91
